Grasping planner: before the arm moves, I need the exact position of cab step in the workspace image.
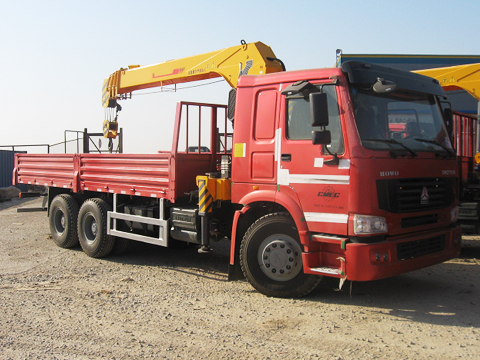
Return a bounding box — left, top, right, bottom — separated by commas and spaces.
310, 267, 343, 276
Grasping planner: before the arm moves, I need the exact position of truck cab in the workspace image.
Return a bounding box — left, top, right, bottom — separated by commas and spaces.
230, 61, 461, 293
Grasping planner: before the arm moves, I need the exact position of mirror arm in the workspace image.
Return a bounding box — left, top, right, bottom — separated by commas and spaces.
323, 145, 339, 165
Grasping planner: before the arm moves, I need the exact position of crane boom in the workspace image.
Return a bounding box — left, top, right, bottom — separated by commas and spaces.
414, 63, 480, 101
102, 41, 284, 108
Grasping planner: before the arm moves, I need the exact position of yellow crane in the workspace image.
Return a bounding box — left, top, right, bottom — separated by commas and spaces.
414, 63, 480, 101
415, 63, 480, 163
102, 41, 284, 138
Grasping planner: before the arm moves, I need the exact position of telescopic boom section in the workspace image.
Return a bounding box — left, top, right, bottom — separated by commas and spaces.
414, 63, 480, 101
102, 41, 284, 108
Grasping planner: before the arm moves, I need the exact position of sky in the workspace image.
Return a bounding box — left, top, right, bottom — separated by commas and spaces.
1, 0, 479, 154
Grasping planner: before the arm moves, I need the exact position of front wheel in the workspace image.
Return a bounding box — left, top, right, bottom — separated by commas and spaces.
240, 212, 322, 298
78, 198, 115, 258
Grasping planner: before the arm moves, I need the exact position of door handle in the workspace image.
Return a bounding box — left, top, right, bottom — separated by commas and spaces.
281, 153, 291, 162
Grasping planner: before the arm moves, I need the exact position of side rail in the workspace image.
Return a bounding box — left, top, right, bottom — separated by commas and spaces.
14, 154, 77, 190
107, 195, 169, 247
14, 153, 174, 199
78, 153, 172, 199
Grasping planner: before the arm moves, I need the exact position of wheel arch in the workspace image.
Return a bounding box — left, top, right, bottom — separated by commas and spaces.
229, 189, 308, 280
234, 189, 307, 234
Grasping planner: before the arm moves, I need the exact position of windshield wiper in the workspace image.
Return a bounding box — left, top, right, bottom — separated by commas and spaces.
412, 138, 456, 157
363, 138, 418, 158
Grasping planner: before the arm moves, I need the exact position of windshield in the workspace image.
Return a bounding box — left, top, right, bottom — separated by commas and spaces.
351, 86, 453, 155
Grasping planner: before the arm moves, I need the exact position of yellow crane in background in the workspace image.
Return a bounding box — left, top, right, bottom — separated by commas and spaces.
414, 63, 480, 102
416, 63, 480, 163
102, 41, 285, 138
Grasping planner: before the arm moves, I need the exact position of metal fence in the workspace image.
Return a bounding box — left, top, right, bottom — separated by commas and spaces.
0, 128, 123, 154
0, 128, 123, 191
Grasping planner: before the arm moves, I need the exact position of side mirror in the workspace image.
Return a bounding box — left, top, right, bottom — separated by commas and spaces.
310, 92, 329, 127
312, 130, 331, 145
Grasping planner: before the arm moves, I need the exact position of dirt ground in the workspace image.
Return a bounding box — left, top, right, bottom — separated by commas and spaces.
0, 197, 479, 359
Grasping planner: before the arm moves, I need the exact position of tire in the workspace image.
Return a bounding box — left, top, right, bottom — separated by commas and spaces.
77, 198, 115, 258
240, 212, 322, 298
111, 237, 131, 255
49, 194, 79, 248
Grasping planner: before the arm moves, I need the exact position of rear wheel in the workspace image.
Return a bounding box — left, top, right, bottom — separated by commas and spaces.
240, 212, 322, 298
49, 194, 79, 248
78, 198, 115, 258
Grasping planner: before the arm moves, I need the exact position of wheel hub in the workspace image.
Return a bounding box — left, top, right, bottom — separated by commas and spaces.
82, 212, 98, 243
91, 221, 97, 237
259, 237, 302, 281
53, 209, 66, 235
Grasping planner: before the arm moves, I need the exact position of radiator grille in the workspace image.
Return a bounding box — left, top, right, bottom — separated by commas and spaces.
377, 177, 454, 213
397, 235, 445, 260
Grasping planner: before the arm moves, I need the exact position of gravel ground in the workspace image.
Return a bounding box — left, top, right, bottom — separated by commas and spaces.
0, 197, 479, 359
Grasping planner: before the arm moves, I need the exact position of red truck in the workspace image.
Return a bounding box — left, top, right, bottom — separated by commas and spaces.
14, 42, 462, 297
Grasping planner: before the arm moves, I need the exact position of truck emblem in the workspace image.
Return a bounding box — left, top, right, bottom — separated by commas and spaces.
421, 187, 429, 205
318, 186, 340, 202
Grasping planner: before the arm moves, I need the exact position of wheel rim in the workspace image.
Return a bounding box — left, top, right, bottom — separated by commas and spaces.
82, 212, 98, 244
52, 208, 66, 235
257, 234, 303, 282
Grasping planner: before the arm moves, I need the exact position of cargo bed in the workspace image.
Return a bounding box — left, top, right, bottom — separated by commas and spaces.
13, 151, 216, 202
13, 102, 229, 203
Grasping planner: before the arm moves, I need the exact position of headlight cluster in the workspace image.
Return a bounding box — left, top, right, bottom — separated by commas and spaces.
353, 215, 387, 235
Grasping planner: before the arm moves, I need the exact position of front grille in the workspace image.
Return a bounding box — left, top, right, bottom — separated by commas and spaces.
397, 235, 445, 260
377, 177, 454, 213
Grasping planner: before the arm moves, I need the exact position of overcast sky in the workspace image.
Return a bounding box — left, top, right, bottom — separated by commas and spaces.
1, 0, 478, 153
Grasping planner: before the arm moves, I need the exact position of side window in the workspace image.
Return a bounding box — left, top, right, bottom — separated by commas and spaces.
286, 85, 344, 154
287, 97, 311, 140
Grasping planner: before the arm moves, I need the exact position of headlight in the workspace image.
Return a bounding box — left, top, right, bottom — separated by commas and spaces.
450, 206, 459, 223
353, 215, 388, 235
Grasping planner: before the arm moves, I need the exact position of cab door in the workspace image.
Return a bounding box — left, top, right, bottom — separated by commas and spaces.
277, 84, 350, 235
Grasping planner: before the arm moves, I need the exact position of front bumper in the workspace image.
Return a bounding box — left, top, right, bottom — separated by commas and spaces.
303, 225, 462, 281
345, 225, 462, 281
